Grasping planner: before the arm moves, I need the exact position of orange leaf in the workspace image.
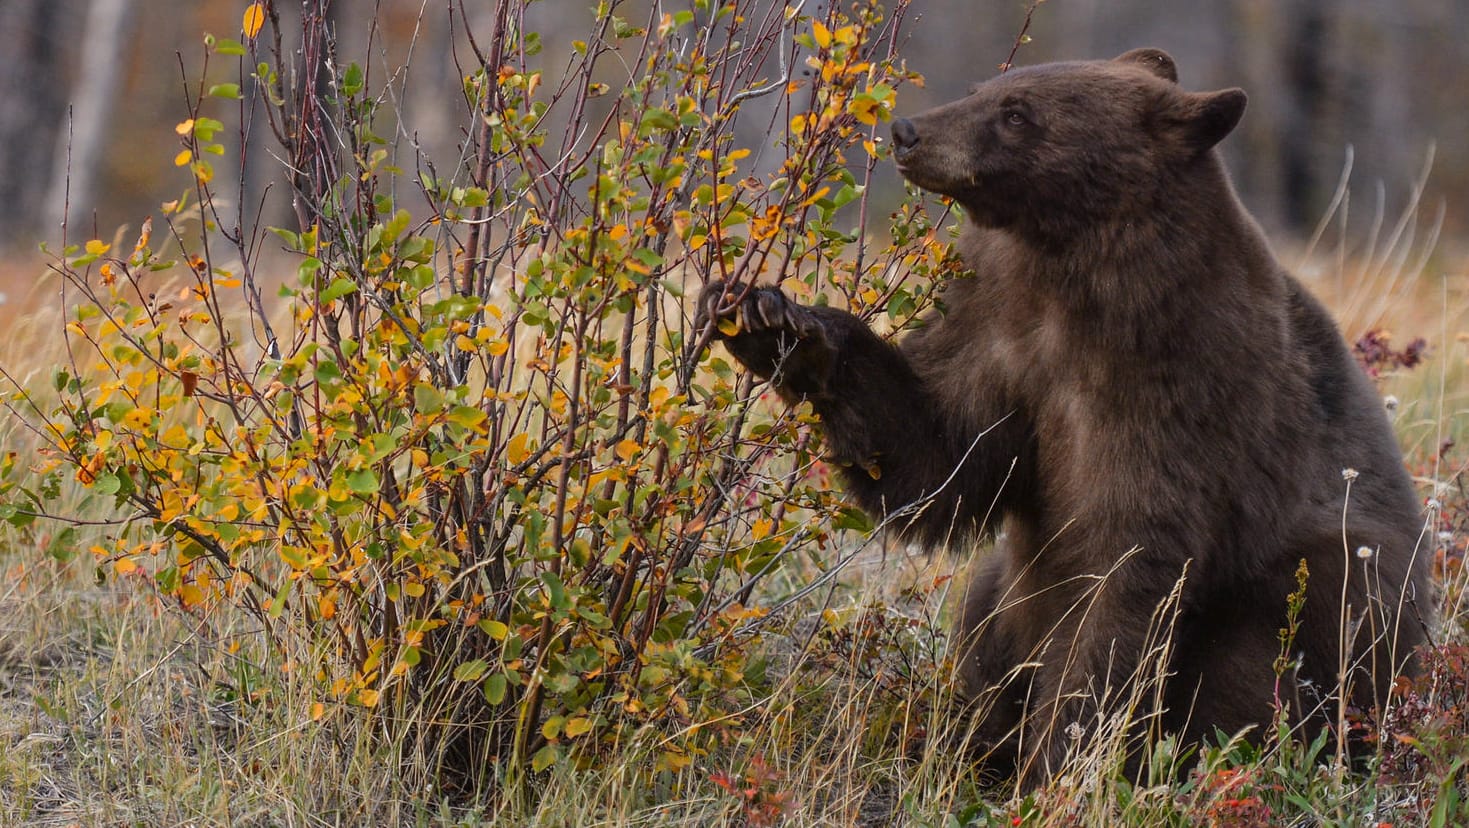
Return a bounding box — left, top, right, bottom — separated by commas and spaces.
132, 216, 153, 258
614, 439, 640, 462
751, 518, 773, 541
242, 3, 266, 39
506, 432, 530, 465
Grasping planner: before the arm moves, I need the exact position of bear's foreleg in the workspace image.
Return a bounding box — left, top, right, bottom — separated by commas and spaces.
697, 281, 1024, 544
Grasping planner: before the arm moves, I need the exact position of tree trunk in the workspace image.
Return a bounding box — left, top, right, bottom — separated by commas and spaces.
0, 0, 72, 250
44, 0, 137, 244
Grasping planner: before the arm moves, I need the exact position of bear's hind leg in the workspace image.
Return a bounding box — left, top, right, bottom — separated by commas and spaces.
951, 550, 1036, 780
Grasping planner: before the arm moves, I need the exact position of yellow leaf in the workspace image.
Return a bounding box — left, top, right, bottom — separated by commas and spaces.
811, 20, 832, 48
506, 432, 530, 465
614, 439, 640, 462
565, 717, 593, 738
850, 97, 879, 126
85, 239, 111, 256
648, 386, 670, 410
243, 3, 266, 39
455, 334, 477, 352
174, 119, 195, 136
179, 584, 205, 606
310, 702, 325, 721
657, 748, 693, 773
174, 150, 192, 167
114, 557, 138, 575
751, 518, 773, 541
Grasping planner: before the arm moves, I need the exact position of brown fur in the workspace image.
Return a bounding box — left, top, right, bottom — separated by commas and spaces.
698, 49, 1432, 787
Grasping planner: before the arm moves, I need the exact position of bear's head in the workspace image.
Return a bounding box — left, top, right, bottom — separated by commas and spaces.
891, 49, 1246, 242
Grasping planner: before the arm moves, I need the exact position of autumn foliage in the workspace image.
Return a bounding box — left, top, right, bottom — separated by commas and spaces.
0, 0, 962, 787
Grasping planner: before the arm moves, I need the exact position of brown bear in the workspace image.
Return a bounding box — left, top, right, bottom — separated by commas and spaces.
698, 48, 1433, 787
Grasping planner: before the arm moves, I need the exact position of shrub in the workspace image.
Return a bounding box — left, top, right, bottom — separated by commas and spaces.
0, 0, 962, 792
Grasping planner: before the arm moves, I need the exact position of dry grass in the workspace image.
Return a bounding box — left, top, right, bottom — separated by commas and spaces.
1, 222, 1467, 826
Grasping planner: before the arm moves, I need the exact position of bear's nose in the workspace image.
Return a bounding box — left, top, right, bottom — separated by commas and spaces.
891, 118, 919, 154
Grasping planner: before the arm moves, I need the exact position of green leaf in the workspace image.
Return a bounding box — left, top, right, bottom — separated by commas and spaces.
832, 506, 874, 533
267, 578, 290, 618
154, 564, 180, 592
542, 571, 569, 610
319, 278, 358, 302
46, 526, 79, 563
447, 405, 487, 432
346, 468, 378, 495
342, 62, 365, 97
214, 38, 247, 56
381, 209, 411, 243
413, 383, 445, 414
0, 503, 35, 528
453, 659, 490, 682
545, 671, 579, 694
208, 83, 242, 99
530, 743, 559, 773
192, 117, 226, 141
477, 618, 509, 640
312, 360, 342, 385
482, 672, 507, 705
639, 108, 678, 134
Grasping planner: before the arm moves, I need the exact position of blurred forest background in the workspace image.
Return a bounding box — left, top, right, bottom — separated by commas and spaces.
1, 0, 1466, 274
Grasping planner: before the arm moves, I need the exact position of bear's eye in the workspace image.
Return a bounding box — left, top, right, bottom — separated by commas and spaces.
1004, 111, 1027, 127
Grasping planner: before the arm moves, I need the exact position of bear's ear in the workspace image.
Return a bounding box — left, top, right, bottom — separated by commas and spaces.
1162, 88, 1247, 152
1114, 48, 1178, 83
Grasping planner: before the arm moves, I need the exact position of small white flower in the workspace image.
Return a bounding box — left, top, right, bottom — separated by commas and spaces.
1439, 531, 1455, 545
1427, 498, 1442, 511
1065, 721, 1085, 741
1383, 395, 1399, 413
1341, 468, 1360, 482
1356, 546, 1375, 560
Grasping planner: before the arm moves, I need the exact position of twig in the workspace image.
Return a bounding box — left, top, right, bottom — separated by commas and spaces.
1000, 0, 1045, 73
